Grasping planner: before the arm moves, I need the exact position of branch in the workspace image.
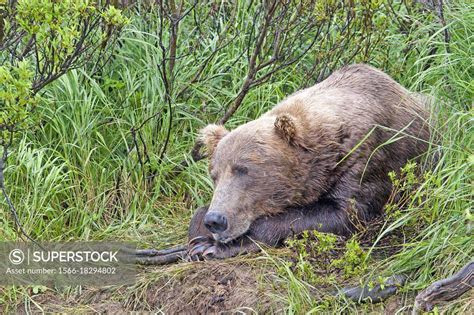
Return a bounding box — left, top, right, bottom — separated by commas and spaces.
414, 261, 473, 312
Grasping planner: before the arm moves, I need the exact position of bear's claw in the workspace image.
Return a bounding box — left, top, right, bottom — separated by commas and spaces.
188, 244, 209, 257
188, 236, 209, 247
125, 245, 187, 265
187, 236, 217, 261
202, 246, 217, 258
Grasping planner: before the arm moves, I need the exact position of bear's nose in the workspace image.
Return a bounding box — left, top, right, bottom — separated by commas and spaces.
204, 212, 228, 233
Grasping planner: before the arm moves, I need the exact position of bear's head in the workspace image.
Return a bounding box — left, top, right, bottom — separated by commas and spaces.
199, 111, 342, 243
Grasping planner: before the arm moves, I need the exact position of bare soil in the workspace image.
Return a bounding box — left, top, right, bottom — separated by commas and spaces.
8, 258, 284, 314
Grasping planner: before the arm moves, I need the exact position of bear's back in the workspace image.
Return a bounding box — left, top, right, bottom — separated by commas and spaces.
266, 64, 430, 198
269, 64, 429, 142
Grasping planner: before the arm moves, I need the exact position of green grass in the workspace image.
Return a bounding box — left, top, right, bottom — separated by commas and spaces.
1, 0, 473, 313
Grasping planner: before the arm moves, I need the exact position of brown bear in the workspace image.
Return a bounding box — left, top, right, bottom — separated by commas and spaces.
187, 64, 430, 259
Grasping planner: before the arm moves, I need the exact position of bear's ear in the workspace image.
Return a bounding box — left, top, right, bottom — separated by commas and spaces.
274, 114, 306, 148
199, 124, 229, 157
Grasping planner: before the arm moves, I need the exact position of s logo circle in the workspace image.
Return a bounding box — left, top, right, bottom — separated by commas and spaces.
9, 249, 25, 265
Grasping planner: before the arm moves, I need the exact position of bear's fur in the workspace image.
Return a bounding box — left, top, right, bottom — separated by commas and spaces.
190, 64, 430, 258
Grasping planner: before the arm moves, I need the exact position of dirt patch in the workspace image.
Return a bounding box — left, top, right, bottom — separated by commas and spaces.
10, 288, 127, 314
9, 258, 283, 313
133, 260, 282, 313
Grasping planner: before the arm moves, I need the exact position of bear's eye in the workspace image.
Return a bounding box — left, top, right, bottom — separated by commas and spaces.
210, 172, 218, 182
231, 165, 248, 176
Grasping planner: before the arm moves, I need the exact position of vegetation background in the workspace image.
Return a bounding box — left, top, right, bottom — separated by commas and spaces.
0, 0, 472, 312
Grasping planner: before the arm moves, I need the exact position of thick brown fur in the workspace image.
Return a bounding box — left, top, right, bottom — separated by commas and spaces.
191, 64, 430, 257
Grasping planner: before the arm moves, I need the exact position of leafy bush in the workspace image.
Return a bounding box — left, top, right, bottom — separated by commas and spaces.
0, 0, 128, 148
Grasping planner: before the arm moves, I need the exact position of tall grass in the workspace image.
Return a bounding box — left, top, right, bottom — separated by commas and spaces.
0, 0, 472, 312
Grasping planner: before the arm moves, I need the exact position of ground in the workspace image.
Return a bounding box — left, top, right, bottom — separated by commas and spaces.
12, 258, 472, 313
7, 217, 467, 314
